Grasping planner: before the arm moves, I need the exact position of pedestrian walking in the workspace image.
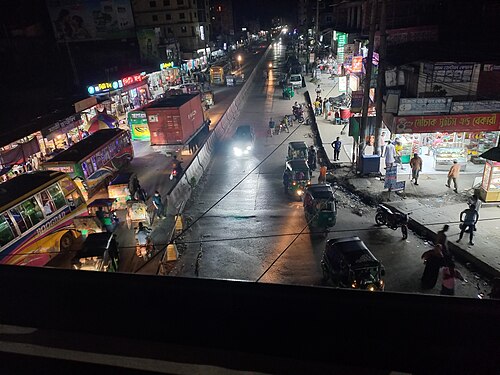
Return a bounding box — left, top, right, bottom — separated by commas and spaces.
435, 225, 451, 262
318, 164, 327, 184
378, 131, 386, 156
314, 98, 321, 116
409, 153, 423, 185
446, 160, 460, 193
384, 140, 396, 169
268, 117, 275, 137
331, 137, 342, 161
151, 191, 166, 223
440, 261, 466, 296
421, 244, 445, 290
315, 84, 322, 97
457, 204, 479, 246
307, 145, 317, 172
324, 100, 331, 120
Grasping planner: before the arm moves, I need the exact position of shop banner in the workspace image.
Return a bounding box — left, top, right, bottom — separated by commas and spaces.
394, 113, 500, 133
384, 166, 398, 189
351, 56, 363, 73
451, 100, 500, 114
41, 114, 82, 138
398, 98, 452, 115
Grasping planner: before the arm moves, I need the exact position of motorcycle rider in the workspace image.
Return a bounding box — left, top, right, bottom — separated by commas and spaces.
171, 155, 183, 177
135, 222, 152, 258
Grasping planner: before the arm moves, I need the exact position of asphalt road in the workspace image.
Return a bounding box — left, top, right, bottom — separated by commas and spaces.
168, 42, 489, 298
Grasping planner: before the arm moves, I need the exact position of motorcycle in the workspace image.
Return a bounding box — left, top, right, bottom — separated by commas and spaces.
170, 163, 182, 180
375, 204, 410, 239
292, 108, 304, 123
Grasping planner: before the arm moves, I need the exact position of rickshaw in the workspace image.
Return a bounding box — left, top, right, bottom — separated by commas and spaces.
283, 160, 311, 200
287, 141, 308, 161
73, 198, 118, 237
303, 184, 337, 233
125, 200, 151, 229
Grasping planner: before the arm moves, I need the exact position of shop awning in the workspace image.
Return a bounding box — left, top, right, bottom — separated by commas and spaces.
480, 146, 500, 162
0, 137, 41, 166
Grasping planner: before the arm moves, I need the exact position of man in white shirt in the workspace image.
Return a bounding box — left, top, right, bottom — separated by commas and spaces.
384, 140, 396, 168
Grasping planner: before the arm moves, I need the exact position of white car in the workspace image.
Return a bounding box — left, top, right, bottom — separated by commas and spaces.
289, 74, 302, 89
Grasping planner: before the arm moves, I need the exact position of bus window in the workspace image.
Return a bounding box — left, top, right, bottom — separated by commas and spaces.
0, 213, 17, 246
47, 185, 66, 209
10, 198, 44, 232
66, 191, 84, 210
39, 191, 55, 216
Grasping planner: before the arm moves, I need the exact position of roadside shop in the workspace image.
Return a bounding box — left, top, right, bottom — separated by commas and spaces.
86, 72, 151, 116
385, 112, 500, 171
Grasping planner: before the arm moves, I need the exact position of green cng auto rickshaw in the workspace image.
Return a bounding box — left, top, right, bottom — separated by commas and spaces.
303, 183, 337, 233
283, 160, 311, 199
320, 236, 385, 291
287, 141, 308, 161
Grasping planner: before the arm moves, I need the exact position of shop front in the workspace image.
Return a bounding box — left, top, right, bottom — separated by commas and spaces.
87, 72, 151, 117
388, 112, 500, 172
159, 62, 182, 87
41, 113, 84, 154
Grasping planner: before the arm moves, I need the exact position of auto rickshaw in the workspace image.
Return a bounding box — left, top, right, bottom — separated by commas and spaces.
287, 141, 308, 161
303, 184, 337, 234
73, 198, 118, 238
282, 84, 294, 100
71, 232, 119, 272
283, 160, 311, 200
202, 90, 214, 107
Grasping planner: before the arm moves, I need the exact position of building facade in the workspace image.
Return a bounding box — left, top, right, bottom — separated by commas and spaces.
132, 0, 211, 61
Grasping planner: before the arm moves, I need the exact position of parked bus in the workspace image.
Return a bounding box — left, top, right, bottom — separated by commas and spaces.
209, 62, 232, 85
42, 128, 133, 201
0, 171, 86, 266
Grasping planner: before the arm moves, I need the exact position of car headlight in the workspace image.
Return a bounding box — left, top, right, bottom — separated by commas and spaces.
233, 147, 242, 156
296, 189, 304, 196
246, 145, 252, 151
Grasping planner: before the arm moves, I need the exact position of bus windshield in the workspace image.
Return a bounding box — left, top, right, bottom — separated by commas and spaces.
0, 171, 86, 267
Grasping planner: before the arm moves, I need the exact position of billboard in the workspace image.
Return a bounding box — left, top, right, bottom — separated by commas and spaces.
46, 0, 135, 42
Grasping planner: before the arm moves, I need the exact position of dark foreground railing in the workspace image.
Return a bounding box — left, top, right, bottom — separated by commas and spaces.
0, 265, 499, 374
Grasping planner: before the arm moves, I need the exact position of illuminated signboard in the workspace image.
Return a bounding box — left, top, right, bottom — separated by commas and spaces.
160, 62, 175, 70
122, 73, 145, 86
87, 73, 145, 95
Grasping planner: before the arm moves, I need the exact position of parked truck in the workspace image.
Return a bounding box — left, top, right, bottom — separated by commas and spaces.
145, 94, 205, 145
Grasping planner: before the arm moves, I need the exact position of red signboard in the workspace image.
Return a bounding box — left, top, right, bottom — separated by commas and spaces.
351, 56, 363, 73
394, 113, 500, 133
122, 74, 144, 86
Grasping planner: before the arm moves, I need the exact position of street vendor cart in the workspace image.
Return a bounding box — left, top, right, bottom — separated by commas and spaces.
108, 172, 133, 210
125, 200, 151, 229
201, 90, 214, 107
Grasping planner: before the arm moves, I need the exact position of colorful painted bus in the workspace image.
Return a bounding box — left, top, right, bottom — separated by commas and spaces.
42, 128, 133, 201
0, 171, 87, 266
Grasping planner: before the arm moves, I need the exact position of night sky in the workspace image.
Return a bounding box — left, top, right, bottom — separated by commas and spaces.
233, 0, 296, 28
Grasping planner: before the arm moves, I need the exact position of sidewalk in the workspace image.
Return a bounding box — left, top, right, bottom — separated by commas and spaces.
303, 71, 500, 278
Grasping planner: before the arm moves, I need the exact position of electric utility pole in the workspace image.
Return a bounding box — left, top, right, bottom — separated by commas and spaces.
358, 0, 377, 166
375, 0, 387, 155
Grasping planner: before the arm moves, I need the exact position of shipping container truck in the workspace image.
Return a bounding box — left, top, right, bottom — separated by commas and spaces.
145, 94, 205, 145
